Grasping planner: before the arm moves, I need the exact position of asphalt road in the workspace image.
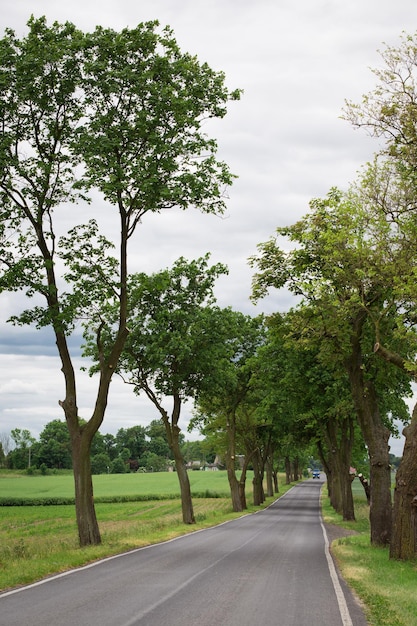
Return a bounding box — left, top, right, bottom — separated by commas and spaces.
0, 478, 368, 626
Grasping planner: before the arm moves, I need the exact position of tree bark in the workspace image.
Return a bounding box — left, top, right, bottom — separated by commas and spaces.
390, 403, 417, 560
226, 457, 243, 512
71, 431, 101, 545
58, 337, 103, 546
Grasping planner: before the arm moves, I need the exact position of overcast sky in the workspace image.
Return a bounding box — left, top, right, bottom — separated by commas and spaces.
1, 0, 416, 456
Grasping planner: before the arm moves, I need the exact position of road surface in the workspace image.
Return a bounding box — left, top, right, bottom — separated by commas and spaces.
0, 478, 367, 625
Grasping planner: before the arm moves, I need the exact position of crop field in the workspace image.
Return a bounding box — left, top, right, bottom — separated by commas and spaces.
0, 469, 234, 502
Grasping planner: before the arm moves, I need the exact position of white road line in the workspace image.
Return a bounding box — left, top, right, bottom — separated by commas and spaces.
320, 515, 353, 626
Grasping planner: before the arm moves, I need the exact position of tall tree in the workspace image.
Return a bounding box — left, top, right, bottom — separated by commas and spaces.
85, 255, 232, 523
250, 188, 411, 545
0, 18, 239, 545
344, 32, 417, 560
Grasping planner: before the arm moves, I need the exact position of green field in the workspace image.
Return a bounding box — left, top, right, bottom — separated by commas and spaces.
0, 470, 233, 502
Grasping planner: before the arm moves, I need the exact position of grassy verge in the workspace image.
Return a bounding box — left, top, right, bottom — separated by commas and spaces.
321, 484, 417, 626
0, 473, 295, 592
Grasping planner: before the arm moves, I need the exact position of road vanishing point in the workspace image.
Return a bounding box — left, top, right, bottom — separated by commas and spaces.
0, 478, 368, 625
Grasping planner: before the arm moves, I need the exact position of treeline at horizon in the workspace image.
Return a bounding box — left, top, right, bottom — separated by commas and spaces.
0, 421, 217, 475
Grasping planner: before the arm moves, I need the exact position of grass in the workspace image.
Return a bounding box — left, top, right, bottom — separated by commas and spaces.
0, 470, 233, 502
322, 480, 417, 626
0, 470, 293, 592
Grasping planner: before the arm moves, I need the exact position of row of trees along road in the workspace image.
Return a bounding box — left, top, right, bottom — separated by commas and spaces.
82, 255, 306, 522
0, 17, 240, 546
250, 32, 417, 561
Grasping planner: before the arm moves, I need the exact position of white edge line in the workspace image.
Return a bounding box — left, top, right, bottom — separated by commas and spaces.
320, 511, 354, 626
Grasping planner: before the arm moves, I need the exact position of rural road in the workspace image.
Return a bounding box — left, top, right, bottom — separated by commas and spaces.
0, 478, 368, 625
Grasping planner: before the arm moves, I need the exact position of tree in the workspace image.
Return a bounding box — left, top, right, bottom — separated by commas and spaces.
36, 419, 72, 469
371, 343, 417, 559
343, 32, 417, 174
91, 452, 111, 475
86, 255, 232, 523
195, 313, 266, 511
263, 310, 358, 520
0, 18, 239, 545
114, 426, 147, 462
346, 160, 417, 559
10, 428, 35, 469
344, 32, 417, 561
250, 188, 412, 545
145, 419, 172, 461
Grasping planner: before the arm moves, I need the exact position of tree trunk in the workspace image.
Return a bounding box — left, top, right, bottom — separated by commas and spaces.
226, 456, 243, 512
350, 376, 391, 545
330, 469, 342, 513
292, 457, 299, 482
390, 403, 417, 560
373, 341, 417, 560
225, 412, 243, 512
273, 469, 279, 494
252, 450, 265, 506
326, 418, 355, 521
285, 456, 291, 484
173, 447, 195, 524
317, 442, 331, 499
358, 473, 371, 504
347, 315, 392, 546
238, 456, 250, 510
59, 364, 105, 547
71, 431, 101, 545
265, 456, 274, 497
160, 396, 195, 524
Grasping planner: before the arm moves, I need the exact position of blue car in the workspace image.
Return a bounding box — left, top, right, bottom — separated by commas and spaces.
312, 470, 320, 479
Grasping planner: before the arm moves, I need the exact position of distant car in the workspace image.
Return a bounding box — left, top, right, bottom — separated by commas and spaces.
312, 470, 320, 479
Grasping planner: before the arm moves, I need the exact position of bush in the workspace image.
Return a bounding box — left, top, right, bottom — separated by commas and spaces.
40, 463, 48, 475
91, 453, 111, 475
111, 457, 128, 474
